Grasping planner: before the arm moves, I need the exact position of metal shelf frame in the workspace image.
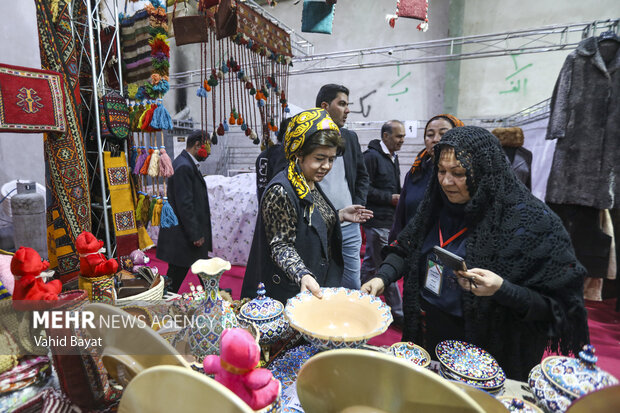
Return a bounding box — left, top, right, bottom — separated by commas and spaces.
70, 0, 125, 258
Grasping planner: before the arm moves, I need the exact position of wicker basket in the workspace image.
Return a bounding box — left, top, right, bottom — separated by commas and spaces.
116, 274, 165, 304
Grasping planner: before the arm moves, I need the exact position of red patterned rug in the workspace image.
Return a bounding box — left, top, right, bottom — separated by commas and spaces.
0, 64, 67, 133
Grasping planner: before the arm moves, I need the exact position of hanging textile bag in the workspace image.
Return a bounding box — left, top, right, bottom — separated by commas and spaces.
301, 0, 335, 34
171, 0, 210, 46
98, 90, 130, 143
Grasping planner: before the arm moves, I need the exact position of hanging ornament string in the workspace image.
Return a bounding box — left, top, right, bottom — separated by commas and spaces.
210, 28, 217, 142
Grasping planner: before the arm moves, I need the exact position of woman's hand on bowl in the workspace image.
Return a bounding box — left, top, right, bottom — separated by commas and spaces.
301, 274, 323, 299
361, 277, 385, 296
339, 205, 374, 223
455, 268, 503, 296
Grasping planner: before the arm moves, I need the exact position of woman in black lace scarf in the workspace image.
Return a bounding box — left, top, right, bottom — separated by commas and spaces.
362, 126, 588, 380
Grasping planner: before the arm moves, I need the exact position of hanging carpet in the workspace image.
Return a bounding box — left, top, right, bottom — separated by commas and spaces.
0, 64, 67, 133
34, 0, 91, 283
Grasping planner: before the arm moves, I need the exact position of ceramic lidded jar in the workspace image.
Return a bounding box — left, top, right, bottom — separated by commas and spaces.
528, 345, 619, 413
188, 258, 238, 362
237, 283, 289, 345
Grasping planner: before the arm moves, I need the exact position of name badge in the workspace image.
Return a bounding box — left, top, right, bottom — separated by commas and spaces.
424, 259, 443, 296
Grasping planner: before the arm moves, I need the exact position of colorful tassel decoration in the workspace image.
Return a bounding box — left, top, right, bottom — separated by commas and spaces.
211, 131, 218, 145
148, 196, 157, 223
151, 197, 163, 226
140, 147, 154, 175
150, 100, 174, 130
223, 120, 230, 132
196, 86, 208, 97
134, 146, 148, 175
158, 146, 174, 177
130, 146, 138, 172
141, 194, 151, 223
135, 192, 146, 223
160, 197, 178, 228
148, 147, 161, 177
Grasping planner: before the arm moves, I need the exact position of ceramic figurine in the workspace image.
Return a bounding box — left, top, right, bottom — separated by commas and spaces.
187, 258, 238, 361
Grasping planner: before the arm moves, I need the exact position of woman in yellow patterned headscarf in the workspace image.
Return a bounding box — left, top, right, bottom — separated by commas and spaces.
242, 108, 373, 304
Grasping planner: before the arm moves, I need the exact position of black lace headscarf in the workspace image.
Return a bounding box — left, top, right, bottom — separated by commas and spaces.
393, 126, 589, 380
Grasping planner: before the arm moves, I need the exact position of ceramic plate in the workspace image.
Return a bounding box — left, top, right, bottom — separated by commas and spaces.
436, 340, 500, 380
497, 396, 544, 413
440, 365, 506, 391
389, 342, 431, 368
528, 364, 573, 413
268, 345, 321, 413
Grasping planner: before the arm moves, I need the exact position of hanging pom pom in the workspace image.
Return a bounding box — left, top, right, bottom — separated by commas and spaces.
223, 120, 230, 132
211, 131, 218, 145
257, 99, 266, 107
284, 106, 291, 113
245, 128, 252, 137
417, 19, 429, 32
205, 83, 212, 92
217, 123, 225, 136
228, 114, 236, 124
134, 147, 148, 175
148, 147, 161, 177
160, 197, 178, 228
140, 147, 154, 175
237, 71, 244, 80
196, 86, 208, 97
158, 147, 174, 177
240, 123, 248, 131
386, 14, 398, 28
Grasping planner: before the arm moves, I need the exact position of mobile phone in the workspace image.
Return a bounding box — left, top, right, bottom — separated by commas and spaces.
432, 246, 467, 272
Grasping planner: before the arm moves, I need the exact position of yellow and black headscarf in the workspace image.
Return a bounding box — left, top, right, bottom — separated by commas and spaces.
284, 108, 339, 199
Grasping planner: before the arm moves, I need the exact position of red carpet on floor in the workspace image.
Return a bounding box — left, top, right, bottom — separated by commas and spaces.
145, 249, 620, 378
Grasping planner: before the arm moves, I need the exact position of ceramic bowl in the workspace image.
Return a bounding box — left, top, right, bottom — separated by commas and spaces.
296, 349, 486, 413
118, 365, 254, 413
284, 288, 392, 350
450, 382, 509, 413
565, 384, 620, 413
389, 342, 431, 368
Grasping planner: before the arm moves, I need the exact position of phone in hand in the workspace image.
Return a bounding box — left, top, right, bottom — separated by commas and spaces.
432, 246, 467, 272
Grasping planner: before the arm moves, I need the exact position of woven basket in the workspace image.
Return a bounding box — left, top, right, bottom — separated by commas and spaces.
116, 274, 164, 304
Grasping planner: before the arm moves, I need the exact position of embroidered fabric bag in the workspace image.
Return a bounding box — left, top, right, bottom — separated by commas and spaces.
301, 0, 335, 34
98, 90, 130, 143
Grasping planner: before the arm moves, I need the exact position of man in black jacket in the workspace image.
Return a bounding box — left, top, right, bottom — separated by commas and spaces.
316, 84, 370, 289
361, 120, 405, 325
157, 131, 212, 292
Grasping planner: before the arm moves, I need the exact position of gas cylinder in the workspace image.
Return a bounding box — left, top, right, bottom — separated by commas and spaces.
10, 181, 47, 259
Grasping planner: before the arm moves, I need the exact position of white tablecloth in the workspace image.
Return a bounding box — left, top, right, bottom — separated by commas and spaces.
205, 173, 258, 266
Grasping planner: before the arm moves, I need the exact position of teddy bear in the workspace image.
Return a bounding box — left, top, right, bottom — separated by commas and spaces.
11, 246, 62, 302
76, 231, 118, 278
203, 328, 280, 410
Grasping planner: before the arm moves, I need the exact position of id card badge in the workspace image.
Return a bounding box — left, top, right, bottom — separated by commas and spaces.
424, 257, 443, 296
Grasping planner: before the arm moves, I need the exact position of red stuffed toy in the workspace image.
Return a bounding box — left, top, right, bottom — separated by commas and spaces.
11, 247, 62, 301
203, 328, 280, 410
76, 231, 118, 277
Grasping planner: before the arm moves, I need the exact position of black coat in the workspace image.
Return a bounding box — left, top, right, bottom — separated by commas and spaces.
341, 128, 370, 206
242, 171, 344, 304
157, 150, 212, 267
255, 144, 287, 202
363, 139, 401, 228
546, 36, 620, 209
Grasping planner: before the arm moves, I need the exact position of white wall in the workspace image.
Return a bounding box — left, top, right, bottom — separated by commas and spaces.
455, 0, 620, 118
0, 2, 45, 188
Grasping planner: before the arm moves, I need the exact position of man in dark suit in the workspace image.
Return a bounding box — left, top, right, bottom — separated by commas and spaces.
157, 131, 212, 293
316, 84, 369, 289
